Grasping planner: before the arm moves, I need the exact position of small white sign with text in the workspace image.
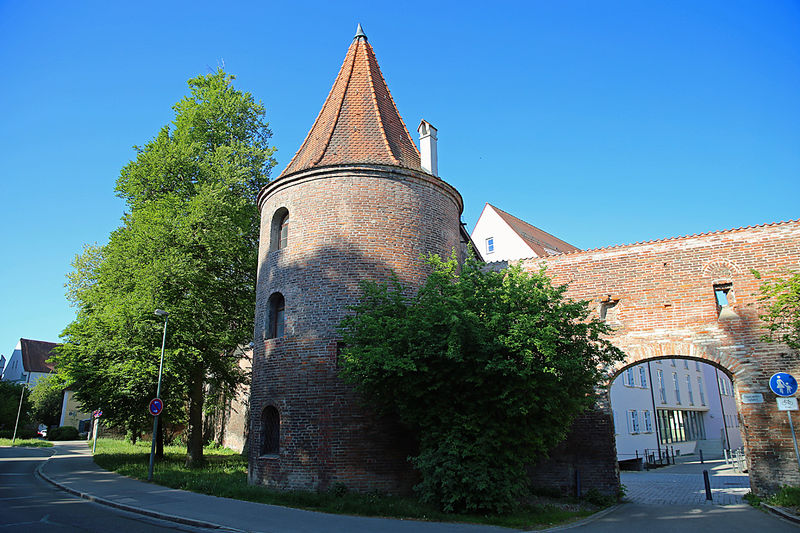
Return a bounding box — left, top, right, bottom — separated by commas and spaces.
777, 397, 799, 411
741, 393, 764, 404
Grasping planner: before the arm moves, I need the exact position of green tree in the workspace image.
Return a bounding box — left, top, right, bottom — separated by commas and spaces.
55, 70, 275, 466
29, 375, 64, 428
0, 381, 30, 431
755, 270, 800, 349
338, 254, 624, 513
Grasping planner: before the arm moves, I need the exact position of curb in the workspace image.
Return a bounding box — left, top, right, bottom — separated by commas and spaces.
35, 448, 246, 533
760, 503, 800, 525
538, 503, 622, 532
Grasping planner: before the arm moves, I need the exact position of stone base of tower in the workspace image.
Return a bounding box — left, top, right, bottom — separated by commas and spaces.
248, 337, 418, 494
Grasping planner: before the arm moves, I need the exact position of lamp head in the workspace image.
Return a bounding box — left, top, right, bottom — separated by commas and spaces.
154, 309, 169, 317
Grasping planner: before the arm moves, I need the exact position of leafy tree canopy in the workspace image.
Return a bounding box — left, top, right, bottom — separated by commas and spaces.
0, 381, 30, 431
338, 254, 624, 513
29, 374, 65, 428
55, 70, 275, 466
755, 269, 800, 350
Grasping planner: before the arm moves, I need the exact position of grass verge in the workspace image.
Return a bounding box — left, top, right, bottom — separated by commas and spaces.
92, 438, 602, 529
0, 438, 53, 447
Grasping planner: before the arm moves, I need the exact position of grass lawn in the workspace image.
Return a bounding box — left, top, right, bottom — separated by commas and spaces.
0, 438, 53, 447
92, 438, 602, 529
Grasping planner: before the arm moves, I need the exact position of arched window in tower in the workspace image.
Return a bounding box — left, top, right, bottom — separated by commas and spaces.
261, 406, 280, 456
266, 292, 285, 339
270, 208, 289, 251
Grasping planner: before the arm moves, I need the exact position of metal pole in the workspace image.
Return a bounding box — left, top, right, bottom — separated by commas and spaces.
11, 383, 26, 445
92, 416, 98, 453
646, 361, 662, 462
787, 411, 800, 472
148, 312, 168, 482
703, 470, 712, 500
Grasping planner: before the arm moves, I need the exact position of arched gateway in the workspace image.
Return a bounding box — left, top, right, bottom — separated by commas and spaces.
522, 219, 800, 495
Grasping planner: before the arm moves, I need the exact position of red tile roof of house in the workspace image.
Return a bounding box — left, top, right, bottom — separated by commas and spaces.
489, 204, 581, 256
20, 338, 57, 374
279, 28, 422, 178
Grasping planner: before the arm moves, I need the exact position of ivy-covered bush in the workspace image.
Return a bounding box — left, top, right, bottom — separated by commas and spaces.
47, 426, 81, 441
339, 254, 624, 513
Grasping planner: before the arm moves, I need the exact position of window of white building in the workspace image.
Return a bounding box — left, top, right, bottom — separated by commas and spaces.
486, 237, 494, 254
658, 370, 666, 403
686, 375, 694, 405
644, 410, 653, 432
625, 367, 635, 387
673, 372, 681, 404
698, 377, 706, 405
629, 410, 640, 434
639, 366, 647, 388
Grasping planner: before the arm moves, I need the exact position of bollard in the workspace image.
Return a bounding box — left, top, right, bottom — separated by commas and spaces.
699, 449, 704, 464
703, 470, 712, 500
724, 448, 729, 465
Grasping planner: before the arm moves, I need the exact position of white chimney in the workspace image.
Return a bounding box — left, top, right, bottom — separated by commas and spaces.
417, 120, 438, 176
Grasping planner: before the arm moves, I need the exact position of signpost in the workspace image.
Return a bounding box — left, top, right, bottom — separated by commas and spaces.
771, 372, 800, 471
149, 398, 163, 416
91, 410, 102, 454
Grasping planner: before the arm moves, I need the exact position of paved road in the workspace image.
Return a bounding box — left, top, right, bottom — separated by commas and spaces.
621, 458, 751, 505
0, 446, 199, 532
571, 503, 798, 532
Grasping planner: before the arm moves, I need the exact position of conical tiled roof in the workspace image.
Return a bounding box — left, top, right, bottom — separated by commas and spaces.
279, 27, 422, 178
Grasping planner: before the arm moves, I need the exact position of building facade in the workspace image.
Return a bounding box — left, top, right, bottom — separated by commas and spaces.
1, 338, 56, 387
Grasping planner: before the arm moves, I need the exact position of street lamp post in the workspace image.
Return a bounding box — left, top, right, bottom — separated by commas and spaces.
148, 309, 169, 482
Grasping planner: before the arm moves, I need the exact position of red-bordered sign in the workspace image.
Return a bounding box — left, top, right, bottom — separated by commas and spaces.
149, 398, 164, 416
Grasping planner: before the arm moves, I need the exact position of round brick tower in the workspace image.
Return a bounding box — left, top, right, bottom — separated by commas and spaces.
249, 27, 465, 492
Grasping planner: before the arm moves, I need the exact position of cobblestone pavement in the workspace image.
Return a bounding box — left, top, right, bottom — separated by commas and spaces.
620, 458, 751, 505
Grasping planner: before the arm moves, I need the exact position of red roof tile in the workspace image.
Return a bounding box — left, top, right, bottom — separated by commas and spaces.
279, 31, 421, 178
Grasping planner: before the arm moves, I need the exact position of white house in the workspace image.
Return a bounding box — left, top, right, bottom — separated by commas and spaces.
610, 359, 742, 461
1, 338, 57, 387
470, 203, 580, 261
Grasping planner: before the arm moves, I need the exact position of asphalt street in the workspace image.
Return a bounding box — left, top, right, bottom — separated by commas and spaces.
0, 446, 202, 533
1, 443, 797, 532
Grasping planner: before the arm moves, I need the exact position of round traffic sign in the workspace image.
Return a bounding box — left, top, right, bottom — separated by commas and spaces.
149, 398, 164, 416
770, 372, 798, 397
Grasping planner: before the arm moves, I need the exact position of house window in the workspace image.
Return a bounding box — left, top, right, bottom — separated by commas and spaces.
486, 237, 494, 254
266, 293, 285, 339
639, 366, 648, 389
657, 370, 666, 403
260, 406, 280, 456
686, 375, 694, 405
625, 367, 635, 387
683, 359, 689, 369
673, 372, 681, 404
670, 359, 676, 367
629, 410, 640, 433
698, 377, 706, 405
644, 410, 653, 432
270, 208, 290, 251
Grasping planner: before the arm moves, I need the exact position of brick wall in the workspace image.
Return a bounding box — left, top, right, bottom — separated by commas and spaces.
250, 165, 463, 492
521, 220, 800, 495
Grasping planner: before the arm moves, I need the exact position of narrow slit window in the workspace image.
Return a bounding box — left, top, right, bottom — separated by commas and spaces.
261, 406, 280, 455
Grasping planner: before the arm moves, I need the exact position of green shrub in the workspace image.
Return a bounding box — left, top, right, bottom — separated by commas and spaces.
770, 486, 800, 508
48, 426, 81, 441
743, 492, 761, 507
0, 428, 39, 439
584, 488, 617, 507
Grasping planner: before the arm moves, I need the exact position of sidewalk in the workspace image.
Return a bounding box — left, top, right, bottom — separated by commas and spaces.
36, 441, 515, 533
620, 458, 751, 505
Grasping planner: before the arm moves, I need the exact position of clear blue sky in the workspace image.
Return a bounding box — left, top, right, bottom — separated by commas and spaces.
1, 1, 798, 360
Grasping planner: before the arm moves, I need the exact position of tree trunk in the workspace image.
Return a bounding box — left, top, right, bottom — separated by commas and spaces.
185, 368, 205, 468
156, 417, 164, 459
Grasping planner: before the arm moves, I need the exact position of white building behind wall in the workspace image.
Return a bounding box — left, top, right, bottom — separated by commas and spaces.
611, 359, 742, 461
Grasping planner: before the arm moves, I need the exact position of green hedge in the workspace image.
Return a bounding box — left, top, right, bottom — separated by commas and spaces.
47, 426, 80, 441
0, 428, 39, 439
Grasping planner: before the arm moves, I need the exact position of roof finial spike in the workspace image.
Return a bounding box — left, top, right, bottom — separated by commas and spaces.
354, 23, 367, 41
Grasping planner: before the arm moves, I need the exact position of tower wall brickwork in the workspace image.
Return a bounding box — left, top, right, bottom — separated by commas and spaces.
250, 165, 463, 492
